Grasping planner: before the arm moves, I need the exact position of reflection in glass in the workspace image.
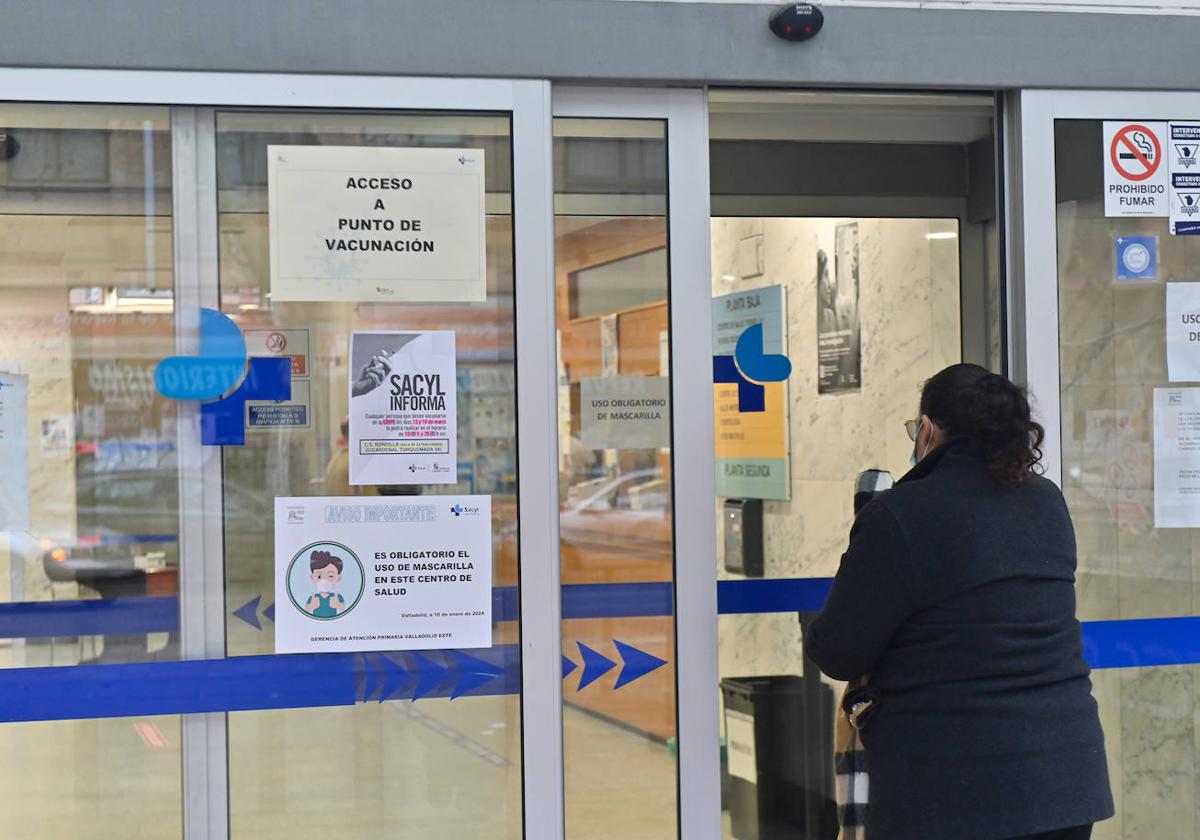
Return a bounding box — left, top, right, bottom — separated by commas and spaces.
554, 118, 678, 840
0, 103, 181, 838
1054, 119, 1200, 840
216, 111, 521, 840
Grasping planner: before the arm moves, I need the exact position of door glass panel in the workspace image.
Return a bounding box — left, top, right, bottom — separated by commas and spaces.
707, 91, 998, 839
0, 104, 181, 837
553, 117, 678, 839
216, 111, 521, 839
1054, 118, 1190, 840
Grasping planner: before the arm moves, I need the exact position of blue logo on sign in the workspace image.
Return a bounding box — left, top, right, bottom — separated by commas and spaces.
450, 504, 465, 517
153, 308, 291, 446
1116, 236, 1158, 281
712, 323, 792, 413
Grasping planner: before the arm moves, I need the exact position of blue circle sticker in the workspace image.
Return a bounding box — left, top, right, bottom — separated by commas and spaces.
1122, 242, 1151, 274
286, 541, 365, 621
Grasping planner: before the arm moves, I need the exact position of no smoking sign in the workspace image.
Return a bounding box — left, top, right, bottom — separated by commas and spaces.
1104, 121, 1168, 217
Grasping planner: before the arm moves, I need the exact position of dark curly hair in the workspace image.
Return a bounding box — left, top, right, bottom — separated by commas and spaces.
920, 363, 1044, 487
310, 550, 343, 573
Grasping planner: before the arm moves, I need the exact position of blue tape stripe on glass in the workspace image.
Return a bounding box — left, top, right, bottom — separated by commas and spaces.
717, 578, 833, 613
561, 582, 674, 618
0, 597, 179, 639
7, 579, 1200, 673
0, 646, 522, 723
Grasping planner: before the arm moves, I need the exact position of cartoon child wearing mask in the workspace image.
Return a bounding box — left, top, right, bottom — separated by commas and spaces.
304, 549, 347, 618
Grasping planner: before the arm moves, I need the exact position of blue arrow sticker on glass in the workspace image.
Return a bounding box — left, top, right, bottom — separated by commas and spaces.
575, 642, 616, 690
612, 640, 668, 689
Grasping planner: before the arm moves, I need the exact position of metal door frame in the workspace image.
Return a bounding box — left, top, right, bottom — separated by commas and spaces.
0, 67, 560, 840
1009, 89, 1200, 487
552, 85, 720, 840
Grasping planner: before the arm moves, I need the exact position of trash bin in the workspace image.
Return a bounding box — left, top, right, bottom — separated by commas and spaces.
720, 673, 837, 840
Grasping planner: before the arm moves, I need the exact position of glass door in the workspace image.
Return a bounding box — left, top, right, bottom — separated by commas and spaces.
1017, 89, 1200, 840
0, 73, 559, 840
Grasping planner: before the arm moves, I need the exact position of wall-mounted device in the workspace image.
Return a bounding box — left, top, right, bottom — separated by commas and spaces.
724, 498, 764, 578
769, 3, 824, 42
0, 132, 18, 161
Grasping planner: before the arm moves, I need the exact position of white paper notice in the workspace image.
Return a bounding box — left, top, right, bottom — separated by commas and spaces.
725, 709, 758, 784
349, 331, 457, 486
268, 145, 486, 302
274, 495, 492, 653
1169, 122, 1200, 235
1103, 122, 1168, 217
1166, 283, 1200, 382
580, 376, 670, 450
0, 373, 29, 532
1154, 388, 1200, 528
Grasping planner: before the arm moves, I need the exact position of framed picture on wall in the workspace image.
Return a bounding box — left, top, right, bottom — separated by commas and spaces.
817, 222, 862, 393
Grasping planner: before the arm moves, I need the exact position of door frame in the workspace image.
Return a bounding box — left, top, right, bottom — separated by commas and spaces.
0, 68, 560, 840
552, 85, 720, 840
1010, 89, 1200, 488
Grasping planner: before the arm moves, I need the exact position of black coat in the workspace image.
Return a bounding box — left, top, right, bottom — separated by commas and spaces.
805, 438, 1114, 840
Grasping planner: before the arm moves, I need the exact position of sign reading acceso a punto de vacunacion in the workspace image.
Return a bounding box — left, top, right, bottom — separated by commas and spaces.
267, 145, 486, 302
274, 496, 493, 654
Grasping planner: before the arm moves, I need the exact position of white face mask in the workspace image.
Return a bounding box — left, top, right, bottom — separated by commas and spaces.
315, 577, 335, 593
909, 419, 928, 467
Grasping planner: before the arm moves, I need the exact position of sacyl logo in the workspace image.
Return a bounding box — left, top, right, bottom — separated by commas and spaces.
450, 503, 480, 517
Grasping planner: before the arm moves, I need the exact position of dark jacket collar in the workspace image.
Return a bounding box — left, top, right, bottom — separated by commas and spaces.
896, 435, 981, 485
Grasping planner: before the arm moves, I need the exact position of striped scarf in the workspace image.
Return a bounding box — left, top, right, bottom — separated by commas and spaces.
835, 680, 878, 840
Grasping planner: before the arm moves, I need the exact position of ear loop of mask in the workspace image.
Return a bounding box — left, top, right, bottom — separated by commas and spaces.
910, 418, 929, 467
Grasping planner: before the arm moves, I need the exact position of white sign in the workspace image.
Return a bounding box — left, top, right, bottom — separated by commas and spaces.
1169, 122, 1200, 235
245, 328, 311, 378
1166, 283, 1200, 382
580, 376, 670, 450
725, 709, 757, 784
1153, 389, 1200, 527
1104, 122, 1168, 217
274, 495, 492, 653
268, 145, 486, 303
247, 379, 312, 430
0, 373, 29, 532
349, 331, 457, 486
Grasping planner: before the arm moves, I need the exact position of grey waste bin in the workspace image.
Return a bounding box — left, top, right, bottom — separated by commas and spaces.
720, 673, 837, 840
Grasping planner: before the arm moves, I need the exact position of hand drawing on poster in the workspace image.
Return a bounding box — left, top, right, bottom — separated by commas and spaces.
817, 222, 862, 393
274, 495, 492, 653
349, 331, 457, 486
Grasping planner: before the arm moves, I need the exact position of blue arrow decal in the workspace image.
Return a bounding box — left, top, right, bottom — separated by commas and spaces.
358, 652, 382, 702
376, 653, 410, 702
262, 602, 275, 623
411, 653, 450, 701
449, 650, 504, 699
613, 640, 668, 689
562, 655, 577, 679
734, 323, 792, 384
232, 596, 262, 631
576, 642, 616, 690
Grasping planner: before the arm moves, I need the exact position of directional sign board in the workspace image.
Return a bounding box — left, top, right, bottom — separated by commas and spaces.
1104, 122, 1168, 217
